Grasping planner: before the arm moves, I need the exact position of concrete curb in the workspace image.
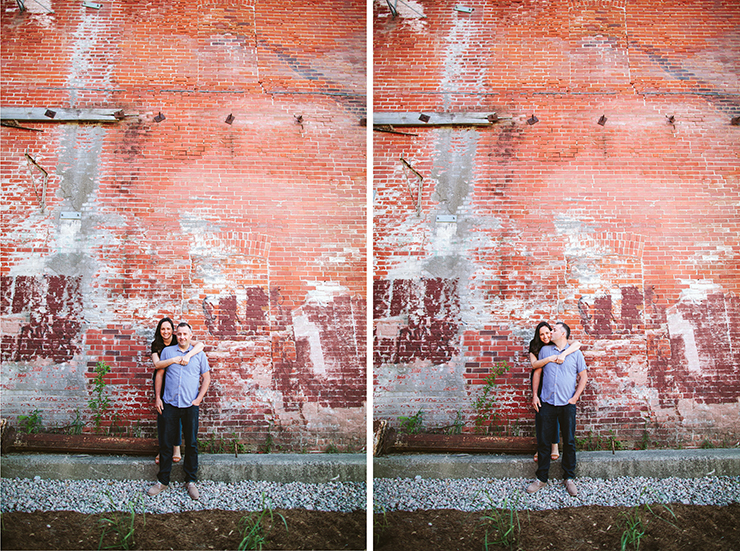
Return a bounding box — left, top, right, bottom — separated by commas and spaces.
0, 453, 367, 484
374, 448, 740, 480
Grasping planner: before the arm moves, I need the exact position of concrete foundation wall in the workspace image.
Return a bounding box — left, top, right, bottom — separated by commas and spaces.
373, 0, 740, 447
1, 0, 367, 452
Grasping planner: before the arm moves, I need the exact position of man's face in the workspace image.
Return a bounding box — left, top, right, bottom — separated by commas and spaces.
551, 324, 566, 341
176, 326, 192, 347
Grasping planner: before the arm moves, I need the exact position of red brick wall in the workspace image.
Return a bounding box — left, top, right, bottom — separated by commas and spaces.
1, 0, 366, 451
373, 0, 739, 447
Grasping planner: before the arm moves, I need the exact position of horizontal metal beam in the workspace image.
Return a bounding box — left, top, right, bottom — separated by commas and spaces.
389, 433, 536, 455
374, 111, 505, 126
1, 107, 122, 122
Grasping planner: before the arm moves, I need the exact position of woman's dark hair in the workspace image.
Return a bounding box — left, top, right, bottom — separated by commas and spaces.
528, 321, 552, 357
151, 317, 177, 356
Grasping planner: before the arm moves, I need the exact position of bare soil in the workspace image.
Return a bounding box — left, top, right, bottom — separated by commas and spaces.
374, 504, 740, 551
2, 504, 738, 550
1, 509, 365, 550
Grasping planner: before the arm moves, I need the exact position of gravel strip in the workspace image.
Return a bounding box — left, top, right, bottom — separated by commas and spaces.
1, 477, 366, 514
373, 476, 740, 512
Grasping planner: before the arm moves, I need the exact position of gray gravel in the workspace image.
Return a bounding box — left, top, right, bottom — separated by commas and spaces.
1, 477, 366, 514
373, 476, 740, 512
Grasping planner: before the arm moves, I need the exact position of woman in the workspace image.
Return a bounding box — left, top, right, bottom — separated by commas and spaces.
529, 321, 581, 462
150, 317, 204, 464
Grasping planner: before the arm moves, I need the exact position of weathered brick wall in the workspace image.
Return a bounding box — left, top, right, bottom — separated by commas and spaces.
1, 0, 366, 451
373, 0, 739, 447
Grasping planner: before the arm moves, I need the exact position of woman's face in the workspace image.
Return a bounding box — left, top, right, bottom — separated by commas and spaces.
538, 326, 551, 344
160, 322, 174, 342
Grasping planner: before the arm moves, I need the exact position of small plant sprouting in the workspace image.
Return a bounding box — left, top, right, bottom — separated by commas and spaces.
89, 361, 111, 434
70, 409, 84, 435
18, 409, 43, 434
620, 487, 679, 551
373, 506, 390, 546
472, 361, 510, 435
398, 409, 424, 435
447, 410, 464, 435
480, 491, 521, 550
620, 506, 645, 551
97, 492, 145, 550
237, 493, 288, 550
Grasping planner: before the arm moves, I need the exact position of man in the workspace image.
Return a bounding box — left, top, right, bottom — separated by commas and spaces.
527, 321, 587, 497
148, 322, 210, 500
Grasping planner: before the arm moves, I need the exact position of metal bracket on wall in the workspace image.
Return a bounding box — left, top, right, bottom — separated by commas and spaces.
386, 0, 426, 18
373, 124, 418, 137
400, 157, 423, 216
25, 151, 48, 214
1, 120, 43, 132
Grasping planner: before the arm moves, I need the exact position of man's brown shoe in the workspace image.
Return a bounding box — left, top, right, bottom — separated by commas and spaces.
147, 482, 167, 497
186, 482, 199, 501
564, 479, 578, 497
526, 479, 546, 494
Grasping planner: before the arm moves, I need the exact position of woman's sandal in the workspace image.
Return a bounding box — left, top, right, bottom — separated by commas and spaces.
173, 447, 182, 463
155, 454, 159, 465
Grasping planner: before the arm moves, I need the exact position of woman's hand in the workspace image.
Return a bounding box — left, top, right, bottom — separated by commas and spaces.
556, 353, 567, 364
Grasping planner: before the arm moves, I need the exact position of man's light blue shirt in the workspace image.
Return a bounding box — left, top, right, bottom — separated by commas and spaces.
160, 344, 210, 408
538, 344, 587, 406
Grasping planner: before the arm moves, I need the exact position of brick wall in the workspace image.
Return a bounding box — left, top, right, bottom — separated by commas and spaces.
1, 0, 366, 452
373, 0, 739, 447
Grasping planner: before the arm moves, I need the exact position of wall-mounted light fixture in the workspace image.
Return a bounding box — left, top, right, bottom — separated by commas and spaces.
597, 115, 607, 126
225, 114, 235, 125
153, 112, 166, 123
526, 114, 539, 125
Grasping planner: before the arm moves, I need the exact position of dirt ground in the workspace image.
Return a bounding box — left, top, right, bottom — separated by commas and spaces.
375, 503, 740, 551
2, 503, 738, 550
1, 509, 365, 550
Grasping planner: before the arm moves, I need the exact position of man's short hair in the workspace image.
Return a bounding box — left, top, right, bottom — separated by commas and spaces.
557, 321, 571, 340
177, 322, 192, 331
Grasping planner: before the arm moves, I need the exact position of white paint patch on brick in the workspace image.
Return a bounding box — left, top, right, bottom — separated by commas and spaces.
666, 308, 701, 374
678, 279, 721, 302
305, 281, 349, 304
292, 311, 326, 377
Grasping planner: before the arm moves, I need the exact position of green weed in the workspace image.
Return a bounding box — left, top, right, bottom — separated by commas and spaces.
373, 506, 390, 545
237, 494, 288, 550
472, 361, 510, 435
480, 491, 520, 550
620, 506, 645, 551
97, 492, 145, 550
18, 409, 43, 434
89, 361, 111, 434
398, 409, 424, 435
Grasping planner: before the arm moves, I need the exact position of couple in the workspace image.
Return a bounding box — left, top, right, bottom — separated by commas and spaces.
527, 321, 588, 497
147, 318, 211, 500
